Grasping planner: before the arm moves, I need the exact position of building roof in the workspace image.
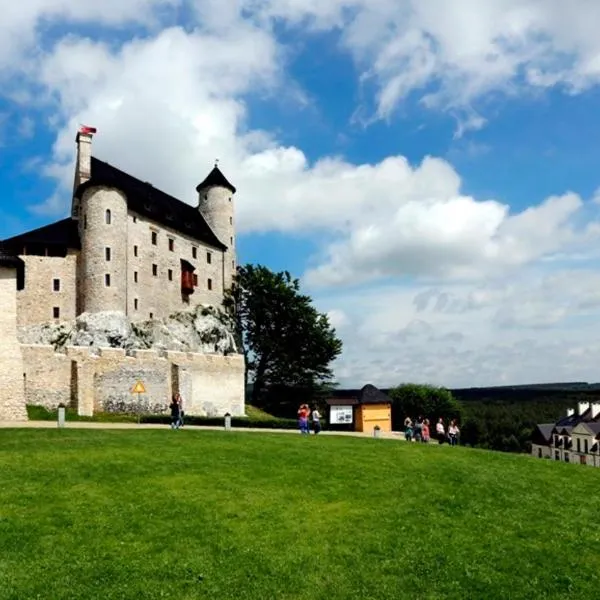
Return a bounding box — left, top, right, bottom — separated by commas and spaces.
195, 165, 236, 194
582, 422, 600, 435
326, 384, 392, 406
76, 157, 227, 250
2, 218, 80, 252
533, 424, 555, 443
0, 243, 24, 269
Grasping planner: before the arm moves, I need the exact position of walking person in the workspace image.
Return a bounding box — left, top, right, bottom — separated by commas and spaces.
414, 416, 423, 443
176, 392, 185, 428
170, 394, 181, 430
436, 418, 445, 444
312, 406, 322, 434
448, 420, 460, 446
422, 418, 430, 443
298, 404, 310, 435
404, 417, 414, 442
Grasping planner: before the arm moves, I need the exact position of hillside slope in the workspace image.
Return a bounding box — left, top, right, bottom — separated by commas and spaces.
0, 430, 598, 599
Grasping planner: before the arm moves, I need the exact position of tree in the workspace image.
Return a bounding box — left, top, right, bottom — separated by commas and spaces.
388, 383, 462, 430
224, 264, 343, 406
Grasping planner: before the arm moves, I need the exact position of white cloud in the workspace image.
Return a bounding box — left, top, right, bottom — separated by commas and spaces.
316, 269, 600, 387
3, 1, 600, 386
0, 0, 180, 72
243, 0, 600, 127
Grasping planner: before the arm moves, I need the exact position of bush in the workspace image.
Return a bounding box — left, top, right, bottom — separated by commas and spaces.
26, 404, 298, 430
26, 405, 138, 422
388, 383, 462, 430
140, 414, 298, 429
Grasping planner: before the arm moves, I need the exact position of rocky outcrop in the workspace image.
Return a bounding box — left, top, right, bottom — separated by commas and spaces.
18, 304, 240, 354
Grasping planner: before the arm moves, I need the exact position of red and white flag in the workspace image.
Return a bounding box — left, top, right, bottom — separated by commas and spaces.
79, 125, 97, 134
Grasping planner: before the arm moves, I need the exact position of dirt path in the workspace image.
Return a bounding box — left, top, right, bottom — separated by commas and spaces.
0, 420, 409, 440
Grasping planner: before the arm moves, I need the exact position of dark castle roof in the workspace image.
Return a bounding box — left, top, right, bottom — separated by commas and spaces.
2, 218, 80, 252
195, 165, 236, 194
327, 384, 392, 406
76, 157, 227, 250
0, 243, 24, 269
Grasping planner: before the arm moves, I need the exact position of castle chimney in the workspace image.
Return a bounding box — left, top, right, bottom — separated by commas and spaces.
577, 401, 590, 416
590, 403, 600, 419
567, 408, 575, 417
74, 125, 97, 190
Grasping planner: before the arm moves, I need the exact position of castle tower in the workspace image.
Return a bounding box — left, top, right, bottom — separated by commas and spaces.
0, 245, 27, 421
196, 163, 237, 291
71, 125, 96, 219
74, 130, 128, 315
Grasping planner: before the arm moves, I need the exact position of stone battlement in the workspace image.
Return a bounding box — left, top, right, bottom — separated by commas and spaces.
22, 343, 244, 418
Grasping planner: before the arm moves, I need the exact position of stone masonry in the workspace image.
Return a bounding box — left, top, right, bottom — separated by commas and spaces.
0, 266, 27, 420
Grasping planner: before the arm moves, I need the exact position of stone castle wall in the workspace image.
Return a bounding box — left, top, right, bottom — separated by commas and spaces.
17, 251, 78, 326
125, 208, 225, 320
75, 187, 226, 324
0, 269, 27, 420
21, 344, 245, 417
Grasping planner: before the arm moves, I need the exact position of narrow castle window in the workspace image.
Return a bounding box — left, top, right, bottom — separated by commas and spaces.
152, 264, 158, 276
149, 312, 154, 319
53, 307, 60, 319
151, 231, 157, 245
168, 238, 174, 252
105, 247, 111, 261
134, 271, 138, 283
585, 439, 589, 453
193, 273, 198, 287
230, 216, 232, 224
105, 274, 111, 287
133, 216, 137, 223
134, 298, 138, 310
192, 247, 197, 259
232, 260, 235, 269
168, 269, 173, 281
206, 252, 212, 264
230, 237, 233, 245
134, 245, 138, 257
207, 278, 212, 291
84, 215, 87, 229
53, 279, 60, 292
105, 209, 111, 225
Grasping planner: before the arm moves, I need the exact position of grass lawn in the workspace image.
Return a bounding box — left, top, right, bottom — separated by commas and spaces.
1, 430, 599, 599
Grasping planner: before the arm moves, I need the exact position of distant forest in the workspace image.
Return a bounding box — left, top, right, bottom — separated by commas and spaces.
447, 384, 600, 453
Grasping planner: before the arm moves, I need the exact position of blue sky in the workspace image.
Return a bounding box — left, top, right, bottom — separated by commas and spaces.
4, 1, 600, 388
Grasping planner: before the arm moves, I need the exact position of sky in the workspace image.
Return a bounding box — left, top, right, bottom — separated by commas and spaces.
3, 1, 600, 389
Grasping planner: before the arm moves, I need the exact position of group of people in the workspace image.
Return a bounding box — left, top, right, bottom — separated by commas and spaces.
169, 393, 185, 430
404, 416, 460, 446
297, 404, 322, 434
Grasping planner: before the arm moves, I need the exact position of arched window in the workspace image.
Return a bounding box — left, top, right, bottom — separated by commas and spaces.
105, 209, 111, 225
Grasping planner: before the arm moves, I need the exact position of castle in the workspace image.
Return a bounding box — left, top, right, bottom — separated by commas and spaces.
0, 127, 245, 421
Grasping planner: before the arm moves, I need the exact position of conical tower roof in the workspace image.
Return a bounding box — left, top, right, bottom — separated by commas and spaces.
196, 164, 236, 194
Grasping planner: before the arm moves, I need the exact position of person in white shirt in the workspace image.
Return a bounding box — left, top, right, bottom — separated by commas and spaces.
448, 420, 460, 446
312, 407, 322, 434
436, 418, 445, 444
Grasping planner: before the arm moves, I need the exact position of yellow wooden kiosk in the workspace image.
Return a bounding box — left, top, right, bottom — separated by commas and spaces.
326, 384, 392, 433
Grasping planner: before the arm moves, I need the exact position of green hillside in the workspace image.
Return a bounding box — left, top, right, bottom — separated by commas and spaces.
0, 430, 598, 599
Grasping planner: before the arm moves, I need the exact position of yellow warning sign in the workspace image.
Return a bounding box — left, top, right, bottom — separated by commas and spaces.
131, 380, 146, 394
